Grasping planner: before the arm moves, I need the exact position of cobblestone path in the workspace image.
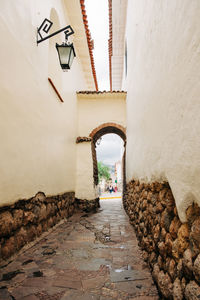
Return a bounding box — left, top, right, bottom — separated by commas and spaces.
0, 199, 158, 300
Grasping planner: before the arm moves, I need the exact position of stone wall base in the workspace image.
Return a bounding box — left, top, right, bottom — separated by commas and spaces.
124, 180, 200, 300
0, 192, 75, 261
76, 198, 100, 212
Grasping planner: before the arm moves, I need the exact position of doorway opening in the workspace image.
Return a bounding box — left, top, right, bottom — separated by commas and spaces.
89, 123, 126, 202
96, 133, 124, 200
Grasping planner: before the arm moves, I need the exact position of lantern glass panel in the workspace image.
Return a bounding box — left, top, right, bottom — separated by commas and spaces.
59, 46, 71, 66
56, 43, 75, 70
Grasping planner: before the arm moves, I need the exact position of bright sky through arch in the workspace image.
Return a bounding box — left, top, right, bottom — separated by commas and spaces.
96, 134, 124, 166
85, 0, 109, 91
84, 2, 122, 165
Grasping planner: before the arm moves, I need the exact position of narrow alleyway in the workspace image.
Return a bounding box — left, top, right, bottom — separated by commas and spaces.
0, 199, 158, 300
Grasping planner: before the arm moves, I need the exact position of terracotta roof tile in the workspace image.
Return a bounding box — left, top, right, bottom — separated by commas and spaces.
77, 90, 126, 94
80, 0, 98, 91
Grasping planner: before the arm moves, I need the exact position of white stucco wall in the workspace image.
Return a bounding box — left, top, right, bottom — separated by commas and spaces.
124, 0, 200, 221
111, 0, 128, 90
75, 92, 126, 200
75, 143, 97, 200
0, 0, 92, 206
77, 92, 126, 136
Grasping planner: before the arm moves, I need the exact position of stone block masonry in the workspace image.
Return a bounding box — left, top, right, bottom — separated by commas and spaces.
76, 197, 100, 212
123, 180, 200, 299
0, 192, 75, 261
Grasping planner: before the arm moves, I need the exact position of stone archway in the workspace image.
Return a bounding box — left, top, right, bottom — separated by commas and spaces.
89, 122, 126, 190
75, 91, 126, 210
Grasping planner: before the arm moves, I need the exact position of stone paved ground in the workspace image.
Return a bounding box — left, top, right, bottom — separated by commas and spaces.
0, 199, 159, 300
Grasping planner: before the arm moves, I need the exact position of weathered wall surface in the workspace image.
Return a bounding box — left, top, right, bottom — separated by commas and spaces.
0, 0, 91, 206
124, 0, 200, 221
75, 142, 97, 200
0, 192, 75, 261
124, 180, 200, 299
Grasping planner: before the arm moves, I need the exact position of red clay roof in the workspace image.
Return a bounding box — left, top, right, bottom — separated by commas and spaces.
80, 0, 98, 91
108, 0, 112, 92
77, 91, 126, 94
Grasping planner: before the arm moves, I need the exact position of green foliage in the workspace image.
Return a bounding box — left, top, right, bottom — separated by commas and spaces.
97, 161, 111, 182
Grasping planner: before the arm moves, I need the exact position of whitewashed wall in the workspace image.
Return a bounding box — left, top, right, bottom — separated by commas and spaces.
0, 0, 90, 206
77, 93, 126, 137
124, 0, 200, 221
76, 92, 126, 200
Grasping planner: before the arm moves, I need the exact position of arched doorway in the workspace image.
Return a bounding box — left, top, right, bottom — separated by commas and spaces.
75, 91, 126, 211
89, 123, 126, 196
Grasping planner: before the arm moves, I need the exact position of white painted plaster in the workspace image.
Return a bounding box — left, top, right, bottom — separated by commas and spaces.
0, 0, 92, 206
123, 0, 200, 221
75, 92, 126, 200
75, 142, 97, 200
112, 0, 128, 90
63, 0, 96, 90
77, 93, 126, 137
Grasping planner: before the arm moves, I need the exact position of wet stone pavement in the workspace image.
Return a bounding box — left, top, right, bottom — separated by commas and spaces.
0, 199, 158, 300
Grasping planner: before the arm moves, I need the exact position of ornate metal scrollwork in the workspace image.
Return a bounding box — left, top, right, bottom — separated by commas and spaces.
37, 18, 74, 44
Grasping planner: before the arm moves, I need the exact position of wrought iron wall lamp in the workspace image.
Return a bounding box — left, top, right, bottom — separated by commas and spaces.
37, 18, 76, 70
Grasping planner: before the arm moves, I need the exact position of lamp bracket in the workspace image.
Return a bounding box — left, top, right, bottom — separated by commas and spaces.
37, 18, 74, 44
